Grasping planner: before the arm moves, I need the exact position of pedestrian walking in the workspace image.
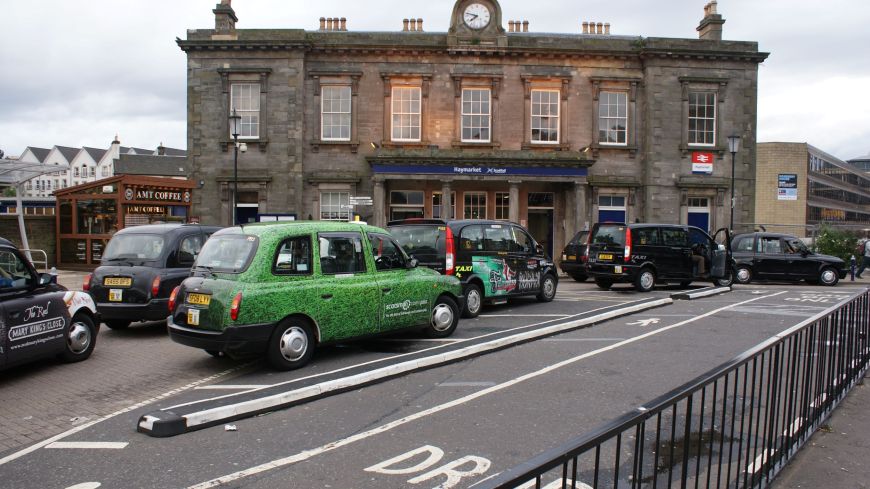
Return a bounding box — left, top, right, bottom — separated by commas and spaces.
856, 240, 870, 278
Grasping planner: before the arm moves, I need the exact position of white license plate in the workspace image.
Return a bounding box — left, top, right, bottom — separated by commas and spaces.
109, 289, 123, 302
187, 308, 200, 326
614, 266, 623, 274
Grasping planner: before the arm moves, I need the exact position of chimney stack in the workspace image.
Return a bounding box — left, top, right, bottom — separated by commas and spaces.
582, 22, 589, 34
697, 0, 725, 40
158, 143, 166, 156
212, 0, 238, 39
320, 17, 326, 30
417, 18, 423, 32
403, 18, 409, 31
522, 20, 529, 32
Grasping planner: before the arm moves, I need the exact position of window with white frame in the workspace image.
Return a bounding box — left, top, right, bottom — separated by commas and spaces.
432, 192, 456, 219
391, 87, 421, 142
598, 91, 627, 145
230, 83, 261, 139
102, 166, 109, 177
495, 192, 510, 220
688, 92, 716, 146
461, 88, 491, 142
531, 90, 560, 143
320, 192, 349, 221
321, 86, 351, 141
89, 167, 95, 177
74, 167, 80, 177
464, 192, 487, 219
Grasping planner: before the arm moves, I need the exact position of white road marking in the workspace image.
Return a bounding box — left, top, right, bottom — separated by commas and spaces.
0, 362, 254, 467
542, 338, 626, 342
745, 449, 775, 474
379, 338, 460, 343
46, 442, 128, 449
64, 483, 101, 489
188, 291, 785, 489
165, 301, 651, 411
478, 314, 570, 318
194, 385, 271, 390
438, 382, 496, 387
784, 418, 803, 437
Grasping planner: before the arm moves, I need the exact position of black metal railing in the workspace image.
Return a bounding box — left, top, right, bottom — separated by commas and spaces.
484, 289, 870, 489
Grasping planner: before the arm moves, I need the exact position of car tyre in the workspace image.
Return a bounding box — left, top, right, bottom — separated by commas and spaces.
569, 273, 587, 283
634, 268, 656, 292
424, 295, 459, 338
462, 283, 483, 318
536, 274, 558, 302
105, 320, 131, 330
714, 268, 735, 287
59, 313, 97, 363
735, 266, 752, 285
819, 267, 839, 286
594, 278, 613, 290
267, 319, 315, 371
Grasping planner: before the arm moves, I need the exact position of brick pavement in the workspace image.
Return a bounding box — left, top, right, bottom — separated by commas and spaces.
0, 270, 253, 455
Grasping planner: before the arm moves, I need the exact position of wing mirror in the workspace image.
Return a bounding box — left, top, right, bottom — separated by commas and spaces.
535, 243, 544, 255
406, 258, 418, 269
38, 273, 55, 286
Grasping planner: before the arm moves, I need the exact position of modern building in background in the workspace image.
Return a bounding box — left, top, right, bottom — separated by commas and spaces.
15, 137, 185, 198
756, 142, 870, 237
180, 0, 767, 254
848, 152, 870, 175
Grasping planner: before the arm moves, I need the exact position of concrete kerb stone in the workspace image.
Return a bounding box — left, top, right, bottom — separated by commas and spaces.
138, 297, 674, 437
671, 286, 731, 300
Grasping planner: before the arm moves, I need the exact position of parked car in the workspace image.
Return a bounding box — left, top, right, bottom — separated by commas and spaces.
167, 221, 464, 370
386, 219, 558, 318
559, 230, 589, 282
585, 223, 733, 291
731, 232, 847, 286
0, 238, 99, 370
84, 223, 221, 329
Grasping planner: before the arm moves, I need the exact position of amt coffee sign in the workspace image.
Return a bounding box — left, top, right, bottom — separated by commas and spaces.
125, 187, 191, 203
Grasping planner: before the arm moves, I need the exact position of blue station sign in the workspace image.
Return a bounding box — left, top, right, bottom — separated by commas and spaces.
371, 164, 588, 177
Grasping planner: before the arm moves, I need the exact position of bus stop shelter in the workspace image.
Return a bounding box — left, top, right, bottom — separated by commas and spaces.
0, 158, 69, 261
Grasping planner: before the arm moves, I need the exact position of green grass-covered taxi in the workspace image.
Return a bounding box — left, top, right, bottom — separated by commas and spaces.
167, 221, 464, 370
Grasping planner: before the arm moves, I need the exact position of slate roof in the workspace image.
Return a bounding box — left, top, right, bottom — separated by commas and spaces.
56, 145, 81, 162
83, 146, 107, 162
115, 154, 188, 177
130, 147, 156, 155
26, 147, 51, 163
162, 147, 187, 157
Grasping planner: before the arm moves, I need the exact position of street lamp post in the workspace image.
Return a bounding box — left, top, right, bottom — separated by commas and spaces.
229, 109, 242, 226
727, 134, 741, 232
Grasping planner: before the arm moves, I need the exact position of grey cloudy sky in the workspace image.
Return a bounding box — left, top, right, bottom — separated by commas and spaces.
2, 0, 869, 160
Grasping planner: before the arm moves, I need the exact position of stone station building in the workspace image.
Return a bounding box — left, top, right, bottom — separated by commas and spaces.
180, 0, 768, 255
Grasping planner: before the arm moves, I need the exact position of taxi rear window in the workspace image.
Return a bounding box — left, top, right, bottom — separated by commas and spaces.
592, 225, 626, 246
195, 235, 258, 273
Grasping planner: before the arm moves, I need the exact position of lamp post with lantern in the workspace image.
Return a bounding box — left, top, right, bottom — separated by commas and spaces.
228, 109, 241, 226
727, 134, 741, 232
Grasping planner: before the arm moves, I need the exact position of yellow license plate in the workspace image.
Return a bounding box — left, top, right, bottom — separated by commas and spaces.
104, 277, 132, 287
598, 253, 614, 260
109, 289, 123, 302
187, 308, 201, 326
187, 293, 211, 306
567, 255, 577, 260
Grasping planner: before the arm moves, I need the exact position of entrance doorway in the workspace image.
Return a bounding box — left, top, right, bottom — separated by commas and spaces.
527, 193, 555, 258
688, 197, 710, 232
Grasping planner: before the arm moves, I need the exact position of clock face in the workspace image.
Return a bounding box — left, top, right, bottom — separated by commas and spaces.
463, 3, 491, 30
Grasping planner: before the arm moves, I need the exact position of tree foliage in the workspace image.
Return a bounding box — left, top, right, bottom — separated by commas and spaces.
813, 224, 859, 263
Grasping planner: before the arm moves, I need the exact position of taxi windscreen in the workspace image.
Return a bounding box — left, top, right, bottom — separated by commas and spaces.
103, 234, 165, 262
195, 235, 258, 273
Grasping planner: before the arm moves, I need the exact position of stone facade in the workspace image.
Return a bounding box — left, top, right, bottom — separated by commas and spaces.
180, 0, 768, 254
0, 215, 57, 268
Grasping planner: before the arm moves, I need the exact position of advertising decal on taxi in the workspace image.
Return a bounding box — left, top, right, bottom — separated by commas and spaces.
385, 299, 428, 319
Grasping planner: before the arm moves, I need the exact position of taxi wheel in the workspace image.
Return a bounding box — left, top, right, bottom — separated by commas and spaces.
715, 268, 735, 287
634, 268, 656, 292
424, 296, 459, 338
819, 267, 839, 286
268, 319, 315, 371
60, 313, 96, 363
736, 266, 752, 285
536, 274, 557, 302
462, 284, 483, 319
105, 320, 130, 330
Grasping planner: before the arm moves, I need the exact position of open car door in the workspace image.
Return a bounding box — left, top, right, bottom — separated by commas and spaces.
710, 227, 733, 286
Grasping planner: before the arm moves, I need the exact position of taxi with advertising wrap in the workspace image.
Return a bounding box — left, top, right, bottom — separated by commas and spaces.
167, 222, 464, 370
0, 238, 99, 370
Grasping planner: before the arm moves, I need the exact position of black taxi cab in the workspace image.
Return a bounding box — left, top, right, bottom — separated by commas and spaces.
85, 224, 221, 329
0, 238, 99, 370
